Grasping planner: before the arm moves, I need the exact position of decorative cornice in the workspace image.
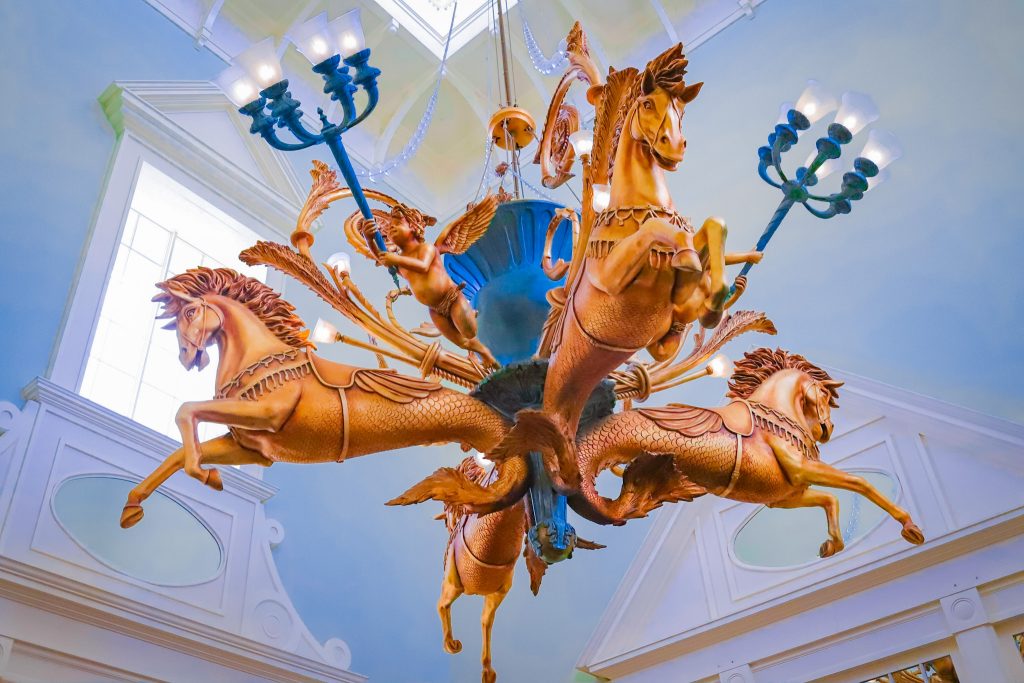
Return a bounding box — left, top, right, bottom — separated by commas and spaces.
0, 556, 365, 682
21, 377, 277, 503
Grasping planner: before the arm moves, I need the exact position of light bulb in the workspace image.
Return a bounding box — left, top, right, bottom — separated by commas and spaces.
592, 184, 610, 211
569, 130, 594, 157
235, 37, 283, 88
310, 318, 340, 344
214, 64, 260, 107
707, 353, 734, 378
290, 12, 337, 65
327, 251, 351, 275
833, 91, 879, 136
329, 9, 366, 58
859, 128, 903, 171
794, 80, 838, 125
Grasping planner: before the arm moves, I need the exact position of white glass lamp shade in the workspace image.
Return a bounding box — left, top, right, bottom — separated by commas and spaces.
707, 353, 734, 378
235, 37, 284, 89
330, 8, 366, 59
833, 91, 879, 136
592, 184, 611, 211
776, 101, 795, 125
214, 64, 260, 107
866, 167, 891, 192
310, 318, 340, 344
326, 251, 351, 275
569, 130, 594, 157
291, 12, 337, 65
859, 129, 903, 171
794, 80, 838, 124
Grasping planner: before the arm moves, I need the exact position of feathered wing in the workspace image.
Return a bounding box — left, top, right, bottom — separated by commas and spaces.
434, 194, 499, 255
343, 208, 392, 262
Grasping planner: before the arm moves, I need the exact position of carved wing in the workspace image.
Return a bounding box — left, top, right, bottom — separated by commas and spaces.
434, 194, 498, 255
638, 404, 724, 436
343, 208, 393, 262
523, 543, 548, 596
351, 368, 442, 403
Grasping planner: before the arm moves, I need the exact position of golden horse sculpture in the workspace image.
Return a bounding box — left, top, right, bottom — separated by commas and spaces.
344, 194, 502, 369
118, 267, 513, 528
489, 38, 764, 495
436, 455, 605, 683
571, 348, 926, 557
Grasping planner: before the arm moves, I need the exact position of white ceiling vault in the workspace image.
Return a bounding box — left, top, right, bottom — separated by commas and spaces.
142, 0, 764, 218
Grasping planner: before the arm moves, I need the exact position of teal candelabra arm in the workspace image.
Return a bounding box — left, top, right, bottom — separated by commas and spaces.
734, 109, 881, 292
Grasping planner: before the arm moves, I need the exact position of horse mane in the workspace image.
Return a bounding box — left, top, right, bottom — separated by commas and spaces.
154, 267, 312, 349
727, 347, 840, 407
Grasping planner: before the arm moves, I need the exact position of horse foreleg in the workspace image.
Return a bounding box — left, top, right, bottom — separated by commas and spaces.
480, 575, 513, 683
589, 217, 694, 296
438, 547, 464, 654
769, 488, 845, 558
693, 217, 729, 310
175, 385, 298, 488
121, 434, 269, 528
799, 460, 925, 546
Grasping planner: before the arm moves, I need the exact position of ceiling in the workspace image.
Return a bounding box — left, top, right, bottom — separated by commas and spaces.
144, 0, 763, 217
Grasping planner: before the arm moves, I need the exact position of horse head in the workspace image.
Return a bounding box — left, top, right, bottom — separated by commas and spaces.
154, 266, 311, 373
727, 348, 843, 444
630, 43, 703, 172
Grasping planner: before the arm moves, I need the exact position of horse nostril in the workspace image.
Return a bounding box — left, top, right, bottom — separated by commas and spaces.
683, 140, 687, 148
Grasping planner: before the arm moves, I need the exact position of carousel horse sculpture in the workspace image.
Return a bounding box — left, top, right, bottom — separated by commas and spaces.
118, 267, 513, 528
571, 348, 925, 555
486, 38, 764, 496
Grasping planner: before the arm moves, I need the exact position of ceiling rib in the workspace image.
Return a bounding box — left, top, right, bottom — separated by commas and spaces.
195, 0, 225, 48
647, 0, 679, 43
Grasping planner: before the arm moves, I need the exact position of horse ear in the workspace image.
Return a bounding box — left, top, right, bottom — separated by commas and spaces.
641, 69, 655, 95
681, 81, 703, 103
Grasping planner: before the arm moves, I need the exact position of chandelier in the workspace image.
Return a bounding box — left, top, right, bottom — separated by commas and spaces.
121, 6, 917, 682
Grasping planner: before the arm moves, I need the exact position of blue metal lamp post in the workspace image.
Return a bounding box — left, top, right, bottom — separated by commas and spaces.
735, 82, 902, 291
215, 9, 398, 284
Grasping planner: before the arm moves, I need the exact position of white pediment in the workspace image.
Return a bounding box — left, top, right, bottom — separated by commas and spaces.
578, 368, 1024, 681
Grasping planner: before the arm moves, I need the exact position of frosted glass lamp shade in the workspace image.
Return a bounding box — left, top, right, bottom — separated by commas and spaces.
215, 64, 260, 107
330, 8, 366, 58
311, 318, 340, 344
327, 251, 351, 275
235, 37, 284, 89
859, 129, 903, 171
708, 353, 734, 378
833, 91, 879, 136
592, 184, 611, 211
569, 130, 594, 157
291, 12, 337, 65
866, 168, 890, 191
776, 101, 795, 125
794, 80, 838, 124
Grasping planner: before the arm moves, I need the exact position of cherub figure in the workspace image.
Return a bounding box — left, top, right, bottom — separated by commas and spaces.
346, 195, 500, 369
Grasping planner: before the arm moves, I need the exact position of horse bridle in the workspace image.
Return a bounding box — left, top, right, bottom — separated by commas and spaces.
180, 297, 224, 351
633, 97, 682, 167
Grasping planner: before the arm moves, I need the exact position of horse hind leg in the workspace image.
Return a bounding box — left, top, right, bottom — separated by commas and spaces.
693, 217, 729, 309
438, 547, 464, 654
769, 487, 845, 558
801, 460, 925, 545
480, 575, 513, 683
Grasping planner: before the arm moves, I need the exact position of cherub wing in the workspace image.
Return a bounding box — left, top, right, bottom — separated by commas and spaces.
344, 208, 393, 261
434, 194, 499, 255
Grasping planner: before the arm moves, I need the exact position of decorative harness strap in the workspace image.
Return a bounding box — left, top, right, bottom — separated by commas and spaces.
588, 206, 694, 270
749, 401, 820, 461
215, 349, 312, 400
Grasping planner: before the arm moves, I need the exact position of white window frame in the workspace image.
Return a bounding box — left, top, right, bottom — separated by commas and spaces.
50, 80, 305, 394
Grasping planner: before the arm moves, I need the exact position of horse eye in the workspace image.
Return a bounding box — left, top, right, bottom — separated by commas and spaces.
185, 309, 195, 320
643, 100, 653, 109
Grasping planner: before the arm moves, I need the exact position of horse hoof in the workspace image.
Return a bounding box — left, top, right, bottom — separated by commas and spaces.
901, 521, 925, 545
671, 248, 701, 273
204, 468, 224, 491
120, 504, 144, 529
444, 638, 462, 654
819, 538, 843, 558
